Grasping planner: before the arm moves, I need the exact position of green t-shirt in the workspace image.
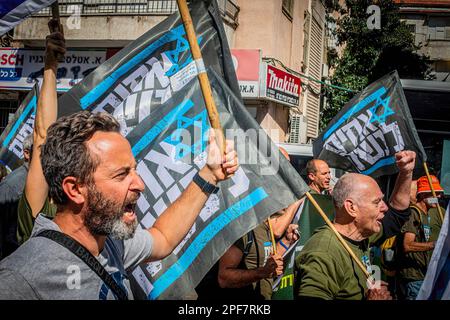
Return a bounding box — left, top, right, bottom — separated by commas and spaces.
17, 193, 56, 244
295, 225, 371, 300
235, 223, 274, 300
398, 206, 443, 281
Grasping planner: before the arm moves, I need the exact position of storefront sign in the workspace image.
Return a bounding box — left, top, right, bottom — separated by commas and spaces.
0, 48, 106, 92
261, 63, 301, 107
231, 49, 261, 98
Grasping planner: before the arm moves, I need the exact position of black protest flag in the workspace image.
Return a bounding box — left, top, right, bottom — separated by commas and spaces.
314, 71, 426, 178
0, 82, 39, 171
49, 0, 308, 299
57, 0, 241, 125
126, 69, 308, 300
0, 0, 56, 36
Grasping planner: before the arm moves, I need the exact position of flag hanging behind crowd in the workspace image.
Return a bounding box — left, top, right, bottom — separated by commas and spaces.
313, 71, 426, 178
417, 204, 450, 300
272, 194, 334, 299
126, 69, 308, 300
0, 82, 39, 171
0, 0, 56, 36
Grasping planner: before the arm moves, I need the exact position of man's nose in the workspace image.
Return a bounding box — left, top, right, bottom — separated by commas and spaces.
130, 169, 145, 192
380, 200, 388, 213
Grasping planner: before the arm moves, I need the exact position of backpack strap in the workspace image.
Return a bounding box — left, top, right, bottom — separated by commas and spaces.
243, 230, 254, 256
36, 229, 128, 300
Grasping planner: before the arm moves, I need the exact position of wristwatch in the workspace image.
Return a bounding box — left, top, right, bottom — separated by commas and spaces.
193, 172, 220, 194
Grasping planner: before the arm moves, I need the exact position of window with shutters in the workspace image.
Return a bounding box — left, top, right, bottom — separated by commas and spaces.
305, 15, 324, 138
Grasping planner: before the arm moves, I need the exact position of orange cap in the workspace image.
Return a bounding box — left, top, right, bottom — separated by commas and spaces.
417, 175, 444, 194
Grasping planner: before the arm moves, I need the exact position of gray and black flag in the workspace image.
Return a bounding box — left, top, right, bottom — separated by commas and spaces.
313, 71, 426, 178
49, 0, 308, 299
0, 82, 39, 171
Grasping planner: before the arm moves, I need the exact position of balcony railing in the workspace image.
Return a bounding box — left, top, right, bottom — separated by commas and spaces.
33, 0, 239, 26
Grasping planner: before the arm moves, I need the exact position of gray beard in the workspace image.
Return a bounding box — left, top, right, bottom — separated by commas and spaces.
85, 185, 138, 240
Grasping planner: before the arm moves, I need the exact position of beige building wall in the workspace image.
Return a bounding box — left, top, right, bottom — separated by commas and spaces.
234, 0, 307, 73
14, 15, 168, 48
233, 0, 311, 143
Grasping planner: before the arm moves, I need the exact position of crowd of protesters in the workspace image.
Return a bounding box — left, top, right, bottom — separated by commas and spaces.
0, 20, 447, 301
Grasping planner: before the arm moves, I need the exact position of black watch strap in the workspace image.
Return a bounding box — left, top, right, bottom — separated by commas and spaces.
193, 172, 219, 194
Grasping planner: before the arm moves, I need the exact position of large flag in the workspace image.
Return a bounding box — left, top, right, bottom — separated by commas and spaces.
52, 0, 308, 299
417, 204, 450, 300
57, 0, 240, 123
313, 71, 426, 178
0, 82, 39, 171
0, 0, 56, 36
272, 194, 334, 299
127, 69, 308, 299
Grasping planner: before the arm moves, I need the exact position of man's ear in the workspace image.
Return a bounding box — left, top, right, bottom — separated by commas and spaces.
62, 176, 86, 205
308, 172, 315, 182
343, 199, 358, 218
23, 150, 30, 162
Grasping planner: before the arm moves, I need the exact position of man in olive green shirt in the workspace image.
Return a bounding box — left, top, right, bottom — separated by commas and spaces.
295, 151, 416, 300
398, 175, 444, 300
306, 159, 331, 195
17, 193, 56, 244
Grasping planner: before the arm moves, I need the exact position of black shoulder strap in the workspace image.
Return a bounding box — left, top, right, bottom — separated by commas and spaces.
243, 230, 254, 256
36, 229, 128, 300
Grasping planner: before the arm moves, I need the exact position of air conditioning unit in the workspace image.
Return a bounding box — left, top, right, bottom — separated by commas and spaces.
288, 113, 308, 144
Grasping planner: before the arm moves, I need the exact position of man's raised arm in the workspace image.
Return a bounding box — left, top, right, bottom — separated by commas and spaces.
146, 130, 239, 261
25, 19, 65, 217
389, 150, 416, 210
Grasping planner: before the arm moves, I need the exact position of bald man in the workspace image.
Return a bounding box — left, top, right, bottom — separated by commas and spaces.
294, 151, 416, 300
306, 159, 331, 194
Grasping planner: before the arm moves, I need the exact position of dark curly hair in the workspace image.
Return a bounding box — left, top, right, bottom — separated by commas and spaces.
41, 111, 120, 205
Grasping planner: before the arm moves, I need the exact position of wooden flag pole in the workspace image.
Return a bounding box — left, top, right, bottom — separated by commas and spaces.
50, 1, 65, 62
305, 192, 371, 279
176, 0, 226, 155
423, 162, 444, 222
267, 218, 277, 255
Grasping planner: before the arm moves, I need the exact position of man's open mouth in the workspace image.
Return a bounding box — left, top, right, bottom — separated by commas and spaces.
123, 202, 137, 223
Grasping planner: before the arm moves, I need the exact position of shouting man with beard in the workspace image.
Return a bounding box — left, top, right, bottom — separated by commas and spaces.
0, 111, 238, 300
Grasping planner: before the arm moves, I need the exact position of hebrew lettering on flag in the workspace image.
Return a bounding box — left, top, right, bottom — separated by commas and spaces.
57, 0, 240, 127
51, 0, 307, 299
125, 70, 308, 300
313, 71, 426, 178
0, 82, 39, 171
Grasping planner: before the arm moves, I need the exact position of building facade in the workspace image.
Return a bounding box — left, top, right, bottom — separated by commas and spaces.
394, 0, 450, 82
394, 1, 450, 191
1, 0, 326, 150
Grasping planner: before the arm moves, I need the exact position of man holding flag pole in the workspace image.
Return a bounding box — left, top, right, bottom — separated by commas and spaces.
295, 151, 416, 300
0, 0, 241, 300
289, 70, 426, 300
0, 0, 310, 301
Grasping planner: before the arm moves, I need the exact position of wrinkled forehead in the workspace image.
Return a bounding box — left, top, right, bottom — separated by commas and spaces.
315, 160, 329, 172
86, 131, 135, 169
